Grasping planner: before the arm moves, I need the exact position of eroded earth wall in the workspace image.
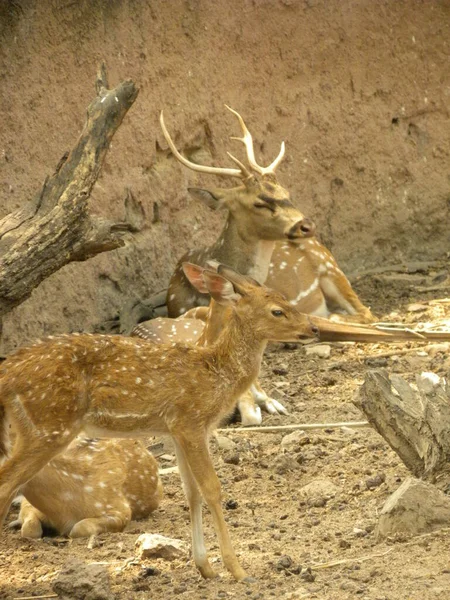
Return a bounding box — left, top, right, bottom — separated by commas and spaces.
1, 0, 449, 352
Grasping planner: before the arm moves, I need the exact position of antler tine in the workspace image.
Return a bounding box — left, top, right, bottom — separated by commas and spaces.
225, 104, 286, 176
159, 111, 244, 179
226, 152, 252, 179
265, 141, 286, 173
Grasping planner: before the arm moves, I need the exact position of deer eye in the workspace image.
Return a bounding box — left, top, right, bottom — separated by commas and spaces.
271, 309, 284, 317
254, 202, 275, 212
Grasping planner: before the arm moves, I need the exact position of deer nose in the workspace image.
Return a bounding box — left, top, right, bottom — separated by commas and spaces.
287, 218, 316, 239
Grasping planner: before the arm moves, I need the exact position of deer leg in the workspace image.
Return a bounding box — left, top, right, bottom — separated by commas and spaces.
320, 274, 375, 323
237, 389, 262, 426
251, 382, 288, 416
17, 499, 46, 539
175, 434, 249, 582
69, 510, 131, 538
173, 440, 217, 579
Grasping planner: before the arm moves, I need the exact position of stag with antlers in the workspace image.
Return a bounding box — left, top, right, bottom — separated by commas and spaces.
161, 106, 315, 318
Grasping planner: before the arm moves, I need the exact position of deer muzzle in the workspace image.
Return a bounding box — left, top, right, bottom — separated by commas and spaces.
286, 218, 316, 240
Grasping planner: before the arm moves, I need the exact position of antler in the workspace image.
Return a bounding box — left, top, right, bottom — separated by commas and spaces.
159, 111, 250, 179
225, 105, 286, 176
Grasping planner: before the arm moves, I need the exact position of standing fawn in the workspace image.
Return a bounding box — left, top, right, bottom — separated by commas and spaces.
0, 263, 324, 582
9, 437, 162, 539
161, 106, 315, 318
266, 238, 375, 323
133, 264, 285, 426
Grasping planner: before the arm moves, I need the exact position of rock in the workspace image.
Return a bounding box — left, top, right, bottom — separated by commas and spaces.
365, 357, 388, 368
365, 473, 386, 490
281, 588, 311, 599
426, 343, 450, 357
274, 454, 300, 475
407, 303, 428, 312
376, 477, 450, 540
299, 478, 340, 507
273, 363, 288, 375
215, 435, 237, 452
52, 558, 112, 600
280, 430, 308, 452
135, 533, 188, 561
223, 451, 240, 465
305, 344, 331, 358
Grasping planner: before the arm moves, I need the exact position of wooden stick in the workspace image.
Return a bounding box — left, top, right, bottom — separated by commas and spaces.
217, 421, 370, 433
309, 547, 394, 570
13, 595, 58, 600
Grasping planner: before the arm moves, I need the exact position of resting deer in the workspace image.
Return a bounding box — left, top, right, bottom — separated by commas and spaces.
0, 263, 336, 582
161, 106, 315, 318
266, 238, 375, 323
8, 438, 162, 539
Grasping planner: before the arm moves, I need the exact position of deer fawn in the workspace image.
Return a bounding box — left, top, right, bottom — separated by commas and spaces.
0, 263, 326, 581
266, 239, 375, 323
8, 438, 162, 539
161, 106, 315, 318
132, 265, 285, 426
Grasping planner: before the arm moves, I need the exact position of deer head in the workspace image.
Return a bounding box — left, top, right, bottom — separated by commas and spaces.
160, 106, 315, 242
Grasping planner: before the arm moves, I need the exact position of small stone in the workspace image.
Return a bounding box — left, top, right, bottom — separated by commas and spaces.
281, 588, 310, 600
273, 363, 288, 375
339, 539, 351, 549
225, 499, 238, 510
299, 478, 340, 507
353, 527, 367, 537
215, 435, 237, 452
407, 303, 427, 312
274, 455, 300, 475
305, 344, 331, 358
365, 357, 388, 367
135, 533, 188, 561
300, 567, 315, 582
365, 473, 386, 490
223, 452, 240, 465
280, 430, 307, 452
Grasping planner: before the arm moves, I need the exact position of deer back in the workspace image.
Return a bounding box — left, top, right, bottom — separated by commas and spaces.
18, 438, 162, 536
266, 238, 375, 323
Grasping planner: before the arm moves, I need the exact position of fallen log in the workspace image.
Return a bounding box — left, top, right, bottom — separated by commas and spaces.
355, 369, 450, 488
0, 64, 141, 318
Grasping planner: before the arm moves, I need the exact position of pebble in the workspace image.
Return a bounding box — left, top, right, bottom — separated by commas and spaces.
215, 435, 237, 452
280, 430, 308, 452
223, 452, 240, 465
305, 344, 331, 358
135, 533, 188, 560
366, 473, 386, 490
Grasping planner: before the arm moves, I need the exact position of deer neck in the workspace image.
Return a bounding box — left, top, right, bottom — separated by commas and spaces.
207, 310, 267, 398
211, 216, 275, 284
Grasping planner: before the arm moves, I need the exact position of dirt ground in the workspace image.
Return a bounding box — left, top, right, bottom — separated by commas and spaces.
1, 260, 450, 600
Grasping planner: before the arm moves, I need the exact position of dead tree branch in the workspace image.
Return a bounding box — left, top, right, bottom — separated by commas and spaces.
355, 369, 450, 488
0, 65, 140, 318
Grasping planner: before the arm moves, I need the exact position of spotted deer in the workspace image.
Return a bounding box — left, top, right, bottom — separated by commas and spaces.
266, 238, 375, 323
8, 438, 162, 539
133, 264, 285, 426
0, 263, 336, 582
161, 106, 315, 318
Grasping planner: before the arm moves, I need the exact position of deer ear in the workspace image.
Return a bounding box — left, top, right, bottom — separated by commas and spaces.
188, 188, 226, 210
182, 263, 209, 294
202, 271, 242, 306
217, 264, 262, 290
